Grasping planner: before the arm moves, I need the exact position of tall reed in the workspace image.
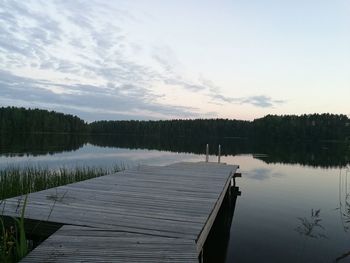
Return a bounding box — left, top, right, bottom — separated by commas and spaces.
0, 165, 122, 201
0, 195, 28, 263
0, 164, 123, 262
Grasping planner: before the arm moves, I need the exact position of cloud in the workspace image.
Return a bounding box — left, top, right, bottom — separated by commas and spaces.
1, 1, 200, 120
208, 91, 285, 109
151, 45, 180, 73
0, 1, 64, 69
241, 95, 285, 108
0, 70, 201, 121
198, 77, 237, 104
151, 46, 213, 93
198, 77, 285, 108
210, 94, 237, 104
164, 78, 206, 92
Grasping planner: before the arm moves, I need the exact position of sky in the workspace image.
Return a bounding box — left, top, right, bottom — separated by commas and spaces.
0, 0, 349, 121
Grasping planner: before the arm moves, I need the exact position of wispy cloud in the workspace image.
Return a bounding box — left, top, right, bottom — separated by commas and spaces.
151, 45, 179, 73
0, 1, 204, 120
0, 70, 201, 121
163, 78, 206, 92
199, 78, 285, 108
241, 95, 285, 108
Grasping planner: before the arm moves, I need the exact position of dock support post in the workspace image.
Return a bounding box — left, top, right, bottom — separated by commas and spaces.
218, 144, 221, 163
205, 144, 209, 162
200, 248, 204, 263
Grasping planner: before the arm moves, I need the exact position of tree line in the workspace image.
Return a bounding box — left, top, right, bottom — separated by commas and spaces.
89, 119, 251, 138
0, 107, 87, 134
1, 106, 350, 141
90, 114, 350, 141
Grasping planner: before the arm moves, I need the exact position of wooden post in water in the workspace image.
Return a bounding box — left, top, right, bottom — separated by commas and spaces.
205, 144, 209, 162
218, 144, 221, 163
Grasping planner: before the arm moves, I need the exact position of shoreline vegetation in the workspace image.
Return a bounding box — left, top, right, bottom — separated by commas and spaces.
0, 165, 122, 262
0, 165, 122, 200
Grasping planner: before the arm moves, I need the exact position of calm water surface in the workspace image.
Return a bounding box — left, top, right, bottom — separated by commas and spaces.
1, 134, 350, 262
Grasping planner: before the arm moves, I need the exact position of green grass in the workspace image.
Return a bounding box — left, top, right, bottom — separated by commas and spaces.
0, 164, 123, 262
1, 195, 28, 263
0, 165, 122, 201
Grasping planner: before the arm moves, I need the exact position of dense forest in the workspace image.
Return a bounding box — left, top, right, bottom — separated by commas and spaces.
89, 119, 251, 137
90, 114, 350, 142
1, 106, 350, 142
0, 107, 87, 133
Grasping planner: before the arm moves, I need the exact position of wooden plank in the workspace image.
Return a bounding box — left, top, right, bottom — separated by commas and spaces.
21, 225, 198, 263
195, 168, 234, 253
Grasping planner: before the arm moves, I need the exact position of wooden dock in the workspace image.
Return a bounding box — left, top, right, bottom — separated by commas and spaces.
1, 162, 239, 262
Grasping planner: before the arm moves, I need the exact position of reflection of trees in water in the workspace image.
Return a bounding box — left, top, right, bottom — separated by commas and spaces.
337, 166, 350, 232
1, 133, 350, 168
295, 209, 328, 239
334, 166, 350, 262
254, 141, 350, 169
90, 135, 350, 168
0, 133, 87, 156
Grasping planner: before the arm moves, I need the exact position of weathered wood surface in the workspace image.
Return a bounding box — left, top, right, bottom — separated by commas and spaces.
1, 162, 238, 262
21, 225, 198, 263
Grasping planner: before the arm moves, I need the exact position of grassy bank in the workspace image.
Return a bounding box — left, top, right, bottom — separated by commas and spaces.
0, 165, 123, 262
0, 165, 122, 201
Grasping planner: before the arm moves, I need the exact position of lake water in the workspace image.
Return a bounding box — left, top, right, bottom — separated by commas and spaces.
1, 134, 350, 262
